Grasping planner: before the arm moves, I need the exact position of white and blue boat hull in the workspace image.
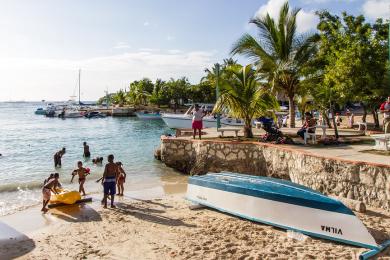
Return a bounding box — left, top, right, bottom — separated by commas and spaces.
186, 172, 389, 258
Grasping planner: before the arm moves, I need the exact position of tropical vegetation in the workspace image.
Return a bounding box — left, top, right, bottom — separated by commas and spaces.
99, 1, 389, 138
231, 2, 317, 128
213, 64, 279, 137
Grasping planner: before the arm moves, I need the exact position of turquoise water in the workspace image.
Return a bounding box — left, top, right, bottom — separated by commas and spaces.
0, 102, 183, 215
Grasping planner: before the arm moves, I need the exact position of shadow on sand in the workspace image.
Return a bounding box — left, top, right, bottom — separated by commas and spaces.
123, 196, 174, 209
115, 202, 196, 228
0, 222, 35, 259
50, 204, 102, 223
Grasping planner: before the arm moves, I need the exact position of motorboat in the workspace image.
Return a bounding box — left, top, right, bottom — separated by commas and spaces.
161, 104, 244, 128
186, 172, 390, 259
34, 108, 46, 115
135, 111, 162, 120
84, 111, 107, 119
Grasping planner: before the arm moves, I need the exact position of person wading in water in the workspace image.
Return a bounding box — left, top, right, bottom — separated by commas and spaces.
83, 142, 90, 157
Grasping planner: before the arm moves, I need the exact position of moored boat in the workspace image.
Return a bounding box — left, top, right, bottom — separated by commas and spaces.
161, 104, 245, 128
84, 111, 106, 119
135, 111, 162, 120
34, 108, 46, 115
186, 172, 390, 259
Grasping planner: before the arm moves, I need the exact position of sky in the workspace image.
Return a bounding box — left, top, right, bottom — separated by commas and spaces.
0, 0, 388, 101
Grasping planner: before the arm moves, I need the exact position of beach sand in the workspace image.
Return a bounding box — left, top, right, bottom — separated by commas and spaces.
1, 195, 389, 260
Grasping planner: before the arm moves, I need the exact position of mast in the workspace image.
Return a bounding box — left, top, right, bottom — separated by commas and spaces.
78, 69, 81, 105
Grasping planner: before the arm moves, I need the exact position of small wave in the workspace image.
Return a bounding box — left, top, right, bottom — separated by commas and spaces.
0, 181, 43, 193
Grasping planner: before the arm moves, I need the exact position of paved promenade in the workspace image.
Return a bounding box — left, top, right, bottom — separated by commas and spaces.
176, 127, 390, 167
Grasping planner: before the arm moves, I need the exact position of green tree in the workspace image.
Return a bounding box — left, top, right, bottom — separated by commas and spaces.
213, 64, 279, 138
308, 11, 389, 132
112, 89, 127, 106
231, 2, 317, 128
128, 78, 154, 105
149, 79, 170, 107
166, 77, 191, 111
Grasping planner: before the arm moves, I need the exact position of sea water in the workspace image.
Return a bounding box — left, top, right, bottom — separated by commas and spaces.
0, 102, 184, 216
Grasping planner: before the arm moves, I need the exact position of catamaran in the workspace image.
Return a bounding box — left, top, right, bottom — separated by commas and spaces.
186, 172, 390, 260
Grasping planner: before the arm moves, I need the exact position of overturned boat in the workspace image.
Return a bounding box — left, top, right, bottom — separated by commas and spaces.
186, 172, 389, 259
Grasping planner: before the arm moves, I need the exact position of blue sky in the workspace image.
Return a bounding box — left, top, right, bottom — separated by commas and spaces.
0, 0, 388, 101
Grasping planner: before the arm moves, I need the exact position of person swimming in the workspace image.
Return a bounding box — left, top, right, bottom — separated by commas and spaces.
71, 161, 90, 196
41, 173, 60, 213
92, 157, 103, 164
116, 162, 126, 196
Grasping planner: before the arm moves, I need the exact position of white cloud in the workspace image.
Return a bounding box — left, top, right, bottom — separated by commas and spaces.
0, 50, 216, 101
296, 10, 319, 33
254, 0, 318, 33
143, 21, 150, 26
113, 42, 131, 49
362, 0, 390, 20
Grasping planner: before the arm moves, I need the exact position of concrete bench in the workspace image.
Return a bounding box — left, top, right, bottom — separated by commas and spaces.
371, 134, 390, 151
217, 128, 240, 137
357, 122, 367, 135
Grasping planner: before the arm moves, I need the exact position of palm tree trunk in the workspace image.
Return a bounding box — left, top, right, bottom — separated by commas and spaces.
244, 126, 253, 138
288, 95, 295, 128
244, 121, 253, 138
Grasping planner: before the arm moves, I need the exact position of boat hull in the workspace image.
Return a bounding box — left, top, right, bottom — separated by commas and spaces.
161, 114, 244, 129
135, 112, 162, 120
186, 172, 378, 249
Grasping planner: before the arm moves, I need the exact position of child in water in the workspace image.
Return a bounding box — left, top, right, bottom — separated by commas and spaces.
41, 173, 60, 213
71, 161, 90, 196
116, 162, 126, 196
92, 157, 103, 164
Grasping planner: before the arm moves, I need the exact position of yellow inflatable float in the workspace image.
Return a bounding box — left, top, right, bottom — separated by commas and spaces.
50, 189, 81, 205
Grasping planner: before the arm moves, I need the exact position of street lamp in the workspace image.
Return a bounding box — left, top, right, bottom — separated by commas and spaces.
215, 63, 221, 129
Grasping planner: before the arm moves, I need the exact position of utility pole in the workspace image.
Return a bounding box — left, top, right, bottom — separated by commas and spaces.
78, 69, 81, 105
215, 63, 221, 129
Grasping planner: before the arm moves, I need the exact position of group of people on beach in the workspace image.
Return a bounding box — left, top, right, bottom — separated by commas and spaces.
42, 142, 127, 212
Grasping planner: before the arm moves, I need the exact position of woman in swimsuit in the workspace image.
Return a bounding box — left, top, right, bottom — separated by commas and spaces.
116, 162, 126, 196
42, 173, 60, 213
71, 161, 90, 196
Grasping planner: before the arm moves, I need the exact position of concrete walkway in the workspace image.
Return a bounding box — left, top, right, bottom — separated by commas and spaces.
176, 127, 390, 167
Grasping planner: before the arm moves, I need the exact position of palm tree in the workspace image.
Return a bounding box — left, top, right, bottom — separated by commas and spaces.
231, 2, 317, 127
113, 89, 127, 106
213, 64, 279, 138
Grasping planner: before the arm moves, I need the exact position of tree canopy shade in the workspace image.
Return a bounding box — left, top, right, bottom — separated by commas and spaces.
231, 1, 317, 127
306, 11, 390, 128
213, 64, 279, 138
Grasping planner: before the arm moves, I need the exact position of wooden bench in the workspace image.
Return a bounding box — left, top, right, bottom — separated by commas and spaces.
217, 128, 240, 137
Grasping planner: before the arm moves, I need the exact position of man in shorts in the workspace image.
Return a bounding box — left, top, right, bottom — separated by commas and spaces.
101, 154, 119, 208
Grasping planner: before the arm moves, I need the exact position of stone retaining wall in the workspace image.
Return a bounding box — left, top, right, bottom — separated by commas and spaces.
159, 137, 390, 210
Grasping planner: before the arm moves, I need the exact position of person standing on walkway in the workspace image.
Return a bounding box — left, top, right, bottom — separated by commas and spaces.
379, 96, 390, 132
54, 147, 66, 168
83, 142, 90, 158
192, 104, 205, 139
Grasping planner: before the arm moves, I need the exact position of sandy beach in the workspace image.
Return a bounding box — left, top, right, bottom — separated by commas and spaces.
1, 194, 389, 260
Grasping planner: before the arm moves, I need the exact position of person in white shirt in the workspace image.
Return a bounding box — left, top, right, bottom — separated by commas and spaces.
379, 96, 390, 131
192, 104, 205, 139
